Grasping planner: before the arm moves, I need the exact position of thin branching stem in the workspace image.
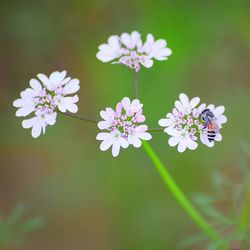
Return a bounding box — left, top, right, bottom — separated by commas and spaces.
134, 70, 138, 99
148, 128, 164, 133
59, 111, 164, 133
59, 111, 98, 124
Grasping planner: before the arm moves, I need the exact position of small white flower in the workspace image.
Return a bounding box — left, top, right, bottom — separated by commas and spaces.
96, 97, 152, 157
13, 70, 80, 138
192, 103, 206, 119
96, 31, 172, 72
174, 93, 200, 115
158, 108, 181, 130
159, 93, 227, 152
128, 125, 152, 148
121, 97, 143, 116
13, 90, 36, 117
56, 95, 79, 113
22, 112, 57, 138
166, 127, 198, 153
96, 35, 123, 63
141, 34, 172, 61
96, 132, 129, 157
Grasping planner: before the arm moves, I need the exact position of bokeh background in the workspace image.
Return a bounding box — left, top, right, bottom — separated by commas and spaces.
1, 0, 250, 249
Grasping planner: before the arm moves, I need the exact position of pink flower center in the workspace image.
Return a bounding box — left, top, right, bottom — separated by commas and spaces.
34, 86, 64, 114
109, 111, 139, 139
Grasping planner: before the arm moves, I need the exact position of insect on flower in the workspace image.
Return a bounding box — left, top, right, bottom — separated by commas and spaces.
199, 104, 227, 148
201, 109, 219, 142
159, 93, 227, 152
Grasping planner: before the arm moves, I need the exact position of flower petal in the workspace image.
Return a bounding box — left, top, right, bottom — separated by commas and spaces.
177, 140, 187, 153
165, 128, 180, 137
137, 132, 152, 141
187, 139, 198, 150
159, 118, 171, 127
100, 139, 113, 151
214, 106, 225, 116
29, 79, 42, 91
189, 97, 200, 109
31, 122, 42, 138
179, 93, 189, 108
168, 136, 180, 147
96, 132, 110, 140
112, 141, 121, 157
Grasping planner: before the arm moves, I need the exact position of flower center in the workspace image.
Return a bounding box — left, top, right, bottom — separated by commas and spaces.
174, 112, 202, 137
119, 49, 147, 72
34, 87, 63, 114
110, 113, 137, 139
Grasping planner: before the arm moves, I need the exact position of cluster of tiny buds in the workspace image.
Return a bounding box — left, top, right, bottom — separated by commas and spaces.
119, 50, 147, 72
35, 90, 56, 113
111, 115, 136, 138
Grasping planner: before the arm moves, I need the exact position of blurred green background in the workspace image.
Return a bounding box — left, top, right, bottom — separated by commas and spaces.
0, 0, 250, 249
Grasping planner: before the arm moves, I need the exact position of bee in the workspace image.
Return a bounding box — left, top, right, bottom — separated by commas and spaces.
201, 109, 219, 142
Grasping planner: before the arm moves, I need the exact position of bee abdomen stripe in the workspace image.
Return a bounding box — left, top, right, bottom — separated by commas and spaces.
208, 134, 216, 137
207, 131, 216, 134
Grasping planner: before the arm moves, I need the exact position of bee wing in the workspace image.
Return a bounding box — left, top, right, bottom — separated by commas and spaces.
208, 121, 219, 131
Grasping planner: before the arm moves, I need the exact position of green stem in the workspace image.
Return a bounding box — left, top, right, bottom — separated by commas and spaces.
238, 176, 250, 232
142, 141, 222, 242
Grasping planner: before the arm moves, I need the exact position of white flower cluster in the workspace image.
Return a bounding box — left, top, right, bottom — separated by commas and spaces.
96, 31, 172, 72
13, 31, 228, 157
159, 93, 227, 152
13, 71, 80, 138
96, 97, 152, 157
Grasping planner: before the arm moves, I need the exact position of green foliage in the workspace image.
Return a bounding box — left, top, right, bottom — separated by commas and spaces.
179, 141, 250, 250
0, 204, 44, 247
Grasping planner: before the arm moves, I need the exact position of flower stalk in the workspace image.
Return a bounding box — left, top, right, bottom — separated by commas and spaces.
134, 70, 138, 99
142, 141, 222, 242
59, 111, 98, 124
148, 128, 164, 133
238, 176, 250, 232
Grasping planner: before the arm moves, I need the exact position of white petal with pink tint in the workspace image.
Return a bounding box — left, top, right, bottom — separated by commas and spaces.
13, 71, 80, 138
97, 97, 151, 157
96, 35, 122, 62
96, 31, 172, 71
159, 93, 226, 152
